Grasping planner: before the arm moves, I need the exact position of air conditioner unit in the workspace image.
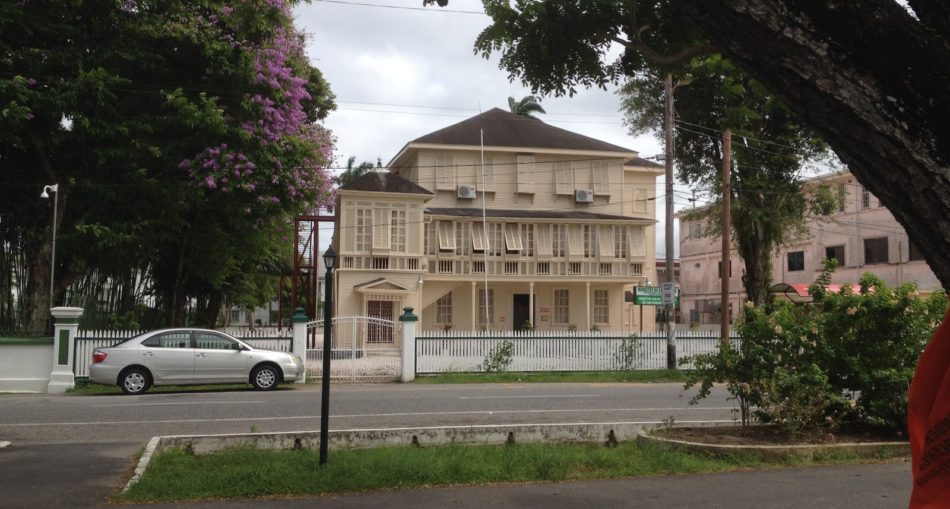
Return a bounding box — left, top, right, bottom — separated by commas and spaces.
575, 189, 594, 203
457, 184, 477, 199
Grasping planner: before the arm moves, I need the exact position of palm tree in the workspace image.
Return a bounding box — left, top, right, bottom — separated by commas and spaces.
336, 156, 375, 188
508, 95, 546, 119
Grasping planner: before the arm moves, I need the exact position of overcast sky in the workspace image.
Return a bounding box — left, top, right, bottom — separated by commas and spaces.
293, 0, 681, 256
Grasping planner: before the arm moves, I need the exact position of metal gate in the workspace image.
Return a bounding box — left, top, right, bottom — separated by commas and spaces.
306, 315, 401, 382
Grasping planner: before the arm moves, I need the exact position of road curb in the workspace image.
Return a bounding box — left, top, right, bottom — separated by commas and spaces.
635, 429, 910, 459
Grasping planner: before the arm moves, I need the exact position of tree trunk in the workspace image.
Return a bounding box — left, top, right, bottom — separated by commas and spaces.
685, 0, 950, 290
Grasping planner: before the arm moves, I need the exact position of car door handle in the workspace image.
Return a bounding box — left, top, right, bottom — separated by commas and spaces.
142, 352, 154, 357
195, 352, 206, 358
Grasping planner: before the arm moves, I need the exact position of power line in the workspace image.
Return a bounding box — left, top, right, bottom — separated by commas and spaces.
315, 0, 485, 15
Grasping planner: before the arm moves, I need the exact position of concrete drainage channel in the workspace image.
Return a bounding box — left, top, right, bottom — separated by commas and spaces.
124, 420, 734, 492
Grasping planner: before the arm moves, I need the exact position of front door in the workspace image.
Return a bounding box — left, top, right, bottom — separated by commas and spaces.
513, 294, 533, 330
367, 300, 395, 343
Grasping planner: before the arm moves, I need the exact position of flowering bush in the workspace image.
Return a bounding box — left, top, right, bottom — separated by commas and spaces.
686, 261, 947, 437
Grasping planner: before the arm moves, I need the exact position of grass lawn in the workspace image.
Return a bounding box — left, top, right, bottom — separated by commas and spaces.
121, 440, 904, 502
413, 370, 687, 384
68, 379, 258, 395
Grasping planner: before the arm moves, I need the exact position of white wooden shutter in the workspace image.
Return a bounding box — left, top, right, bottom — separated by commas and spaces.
435, 155, 455, 191
536, 224, 553, 258
598, 225, 614, 259
517, 155, 535, 193
342, 205, 356, 252
437, 221, 456, 251
627, 226, 645, 257
472, 222, 487, 251
504, 224, 523, 251
634, 188, 648, 212
567, 225, 584, 258
480, 156, 495, 192
555, 161, 573, 195
592, 161, 610, 195
372, 208, 390, 251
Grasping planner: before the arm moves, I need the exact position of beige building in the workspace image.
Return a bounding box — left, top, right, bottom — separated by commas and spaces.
678, 170, 942, 325
331, 108, 663, 333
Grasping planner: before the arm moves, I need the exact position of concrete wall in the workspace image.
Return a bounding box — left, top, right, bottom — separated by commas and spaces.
0, 339, 53, 392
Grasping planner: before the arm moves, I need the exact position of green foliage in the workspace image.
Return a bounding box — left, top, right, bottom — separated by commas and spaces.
613, 334, 643, 371
481, 339, 514, 372
507, 95, 546, 118
686, 263, 947, 437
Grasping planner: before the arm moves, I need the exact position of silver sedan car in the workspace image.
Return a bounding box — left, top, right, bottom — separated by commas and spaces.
88, 328, 304, 394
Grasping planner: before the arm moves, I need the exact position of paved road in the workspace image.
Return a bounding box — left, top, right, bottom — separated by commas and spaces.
0, 383, 913, 508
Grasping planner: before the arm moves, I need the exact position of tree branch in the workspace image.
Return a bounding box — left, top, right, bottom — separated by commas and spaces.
908, 0, 950, 40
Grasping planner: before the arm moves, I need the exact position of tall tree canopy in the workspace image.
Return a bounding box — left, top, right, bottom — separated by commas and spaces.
0, 0, 336, 329
429, 0, 950, 291
507, 95, 546, 118
621, 55, 837, 306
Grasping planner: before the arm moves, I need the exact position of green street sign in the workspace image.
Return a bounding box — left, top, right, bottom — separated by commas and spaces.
634, 286, 679, 306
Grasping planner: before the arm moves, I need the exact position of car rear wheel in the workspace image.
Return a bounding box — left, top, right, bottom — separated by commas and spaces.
251, 364, 280, 391
120, 367, 151, 395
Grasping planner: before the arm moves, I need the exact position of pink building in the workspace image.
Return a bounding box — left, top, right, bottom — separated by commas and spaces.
678, 171, 941, 325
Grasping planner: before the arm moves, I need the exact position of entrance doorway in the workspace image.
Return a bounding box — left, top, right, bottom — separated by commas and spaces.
512, 294, 534, 330
367, 300, 395, 343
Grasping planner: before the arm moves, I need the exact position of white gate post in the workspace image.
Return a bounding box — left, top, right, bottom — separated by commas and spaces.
48, 306, 83, 393
291, 307, 308, 384
399, 307, 418, 382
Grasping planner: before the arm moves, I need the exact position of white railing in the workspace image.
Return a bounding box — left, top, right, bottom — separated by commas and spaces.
415, 329, 740, 374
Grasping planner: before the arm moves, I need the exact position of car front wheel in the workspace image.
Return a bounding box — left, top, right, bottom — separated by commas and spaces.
120, 367, 151, 395
251, 364, 280, 391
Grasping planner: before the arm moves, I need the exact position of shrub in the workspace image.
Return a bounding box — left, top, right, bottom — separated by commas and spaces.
613, 335, 643, 371
482, 340, 514, 373
686, 260, 947, 436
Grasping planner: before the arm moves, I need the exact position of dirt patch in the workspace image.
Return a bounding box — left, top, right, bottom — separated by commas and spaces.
652, 426, 905, 446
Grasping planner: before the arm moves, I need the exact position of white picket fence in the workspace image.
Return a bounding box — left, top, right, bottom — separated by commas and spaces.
73, 328, 292, 378
416, 329, 740, 373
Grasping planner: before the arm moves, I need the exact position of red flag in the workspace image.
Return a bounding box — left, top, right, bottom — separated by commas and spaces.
908, 308, 950, 507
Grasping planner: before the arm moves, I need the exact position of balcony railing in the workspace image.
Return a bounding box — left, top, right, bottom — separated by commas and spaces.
425, 255, 644, 278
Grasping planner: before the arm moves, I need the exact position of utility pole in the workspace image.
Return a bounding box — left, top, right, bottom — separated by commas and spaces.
664, 73, 676, 370
720, 129, 732, 345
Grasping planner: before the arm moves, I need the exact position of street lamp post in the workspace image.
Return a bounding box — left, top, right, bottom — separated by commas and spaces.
319, 245, 336, 465
40, 184, 59, 310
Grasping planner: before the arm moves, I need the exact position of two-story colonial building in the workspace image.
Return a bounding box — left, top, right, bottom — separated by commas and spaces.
332, 108, 663, 333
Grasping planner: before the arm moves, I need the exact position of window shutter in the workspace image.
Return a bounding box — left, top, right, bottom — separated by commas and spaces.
435, 155, 455, 191
592, 161, 610, 195
480, 156, 495, 192
628, 226, 645, 257
555, 161, 573, 194
472, 222, 487, 251
373, 208, 390, 251
634, 188, 648, 212
598, 225, 614, 259
517, 155, 535, 193
504, 224, 523, 251
536, 224, 553, 258
437, 221, 456, 251
342, 206, 356, 252
567, 225, 584, 258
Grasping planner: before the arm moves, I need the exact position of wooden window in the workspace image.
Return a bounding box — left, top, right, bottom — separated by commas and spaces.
516, 154, 535, 193
425, 222, 437, 255
553, 224, 567, 257
909, 241, 925, 261
436, 293, 452, 324
837, 184, 846, 212
555, 161, 573, 194
584, 225, 597, 258
489, 223, 504, 256
861, 186, 871, 209
718, 261, 733, 278
787, 251, 805, 272
437, 221, 456, 251
355, 209, 371, 252
553, 289, 569, 324
504, 224, 523, 252
521, 224, 534, 257
567, 225, 584, 258
435, 155, 455, 191
592, 161, 610, 195
864, 237, 889, 264
390, 210, 406, 253
593, 289, 609, 324
454, 222, 471, 256
825, 245, 845, 266
614, 226, 628, 258
373, 208, 391, 251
